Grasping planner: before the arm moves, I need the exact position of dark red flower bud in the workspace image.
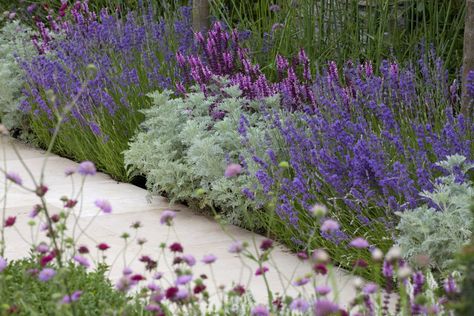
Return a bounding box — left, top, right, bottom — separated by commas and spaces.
97, 243, 110, 251
4, 216, 16, 227
169, 242, 183, 253
259, 239, 273, 251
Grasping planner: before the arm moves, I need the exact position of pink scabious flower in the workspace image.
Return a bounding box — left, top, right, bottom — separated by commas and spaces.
314, 300, 340, 316
176, 274, 193, 285
62, 291, 82, 304
77, 161, 96, 176
160, 210, 176, 226
320, 219, 339, 233
38, 268, 56, 281
315, 285, 331, 296
228, 240, 245, 254
251, 305, 269, 316
94, 199, 112, 213
349, 237, 369, 249
182, 254, 196, 266
0, 257, 7, 272
292, 276, 310, 287
201, 254, 217, 264
4, 216, 16, 227
6, 172, 22, 185
255, 266, 269, 276
73, 255, 90, 268
224, 163, 242, 177
290, 298, 310, 313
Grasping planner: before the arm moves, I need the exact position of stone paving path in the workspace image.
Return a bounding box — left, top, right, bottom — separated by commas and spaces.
0, 137, 358, 305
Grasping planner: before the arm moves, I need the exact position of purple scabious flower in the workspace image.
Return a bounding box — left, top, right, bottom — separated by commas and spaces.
0, 257, 7, 272
175, 274, 193, 285
320, 219, 339, 233
77, 161, 96, 176
62, 291, 82, 304
160, 210, 176, 225
228, 240, 245, 254
349, 237, 369, 249
290, 298, 310, 313
38, 268, 56, 282
73, 255, 90, 268
6, 172, 22, 185
94, 199, 112, 213
314, 300, 340, 316
363, 282, 378, 294
315, 285, 331, 296
182, 254, 196, 266
255, 266, 269, 276
251, 305, 269, 316
292, 276, 310, 287
201, 254, 217, 264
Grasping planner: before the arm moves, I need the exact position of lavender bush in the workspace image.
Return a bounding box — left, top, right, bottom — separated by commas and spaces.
20, 5, 194, 180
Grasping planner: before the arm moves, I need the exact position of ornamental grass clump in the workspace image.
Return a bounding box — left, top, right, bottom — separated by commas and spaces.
20, 5, 194, 181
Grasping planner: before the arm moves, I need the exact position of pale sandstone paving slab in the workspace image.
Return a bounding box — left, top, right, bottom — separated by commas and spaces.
0, 137, 359, 305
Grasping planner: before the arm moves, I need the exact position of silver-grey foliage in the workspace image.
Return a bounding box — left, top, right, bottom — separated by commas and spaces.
124, 83, 280, 228
396, 154, 473, 272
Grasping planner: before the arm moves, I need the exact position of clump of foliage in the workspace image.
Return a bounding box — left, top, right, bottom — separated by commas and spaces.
0, 19, 35, 139
455, 198, 474, 315
0, 259, 144, 315
396, 155, 473, 272
125, 83, 274, 228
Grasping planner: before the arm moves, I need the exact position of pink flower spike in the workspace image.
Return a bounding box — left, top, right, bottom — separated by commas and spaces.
6, 172, 22, 185
94, 199, 112, 213
224, 163, 242, 177
349, 237, 369, 249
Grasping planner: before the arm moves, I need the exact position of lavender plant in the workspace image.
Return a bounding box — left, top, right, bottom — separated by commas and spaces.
20, 5, 194, 181
240, 62, 472, 274
396, 155, 474, 272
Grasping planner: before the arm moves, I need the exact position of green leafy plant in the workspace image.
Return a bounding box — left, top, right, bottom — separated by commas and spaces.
0, 259, 144, 315
396, 155, 474, 272
0, 19, 35, 140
